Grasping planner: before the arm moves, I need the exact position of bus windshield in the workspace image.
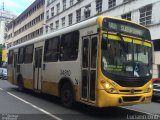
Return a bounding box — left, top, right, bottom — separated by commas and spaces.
101, 18, 152, 78
102, 37, 152, 77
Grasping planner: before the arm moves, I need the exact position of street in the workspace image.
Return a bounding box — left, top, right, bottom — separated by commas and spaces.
0, 80, 159, 120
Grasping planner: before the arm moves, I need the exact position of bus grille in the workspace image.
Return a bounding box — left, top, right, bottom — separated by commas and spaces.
119, 90, 142, 93
115, 80, 147, 87
122, 96, 141, 102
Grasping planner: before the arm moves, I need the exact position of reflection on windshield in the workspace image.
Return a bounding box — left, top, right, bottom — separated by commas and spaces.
102, 37, 152, 78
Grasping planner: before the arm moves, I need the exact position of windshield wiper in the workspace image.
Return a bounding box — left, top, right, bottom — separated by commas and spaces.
117, 32, 124, 42
117, 32, 128, 53
141, 37, 147, 55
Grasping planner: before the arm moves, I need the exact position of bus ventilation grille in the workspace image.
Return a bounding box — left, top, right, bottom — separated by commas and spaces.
119, 90, 142, 93
122, 96, 141, 102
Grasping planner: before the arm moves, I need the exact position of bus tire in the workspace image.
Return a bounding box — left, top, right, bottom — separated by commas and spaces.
60, 82, 74, 108
17, 75, 24, 92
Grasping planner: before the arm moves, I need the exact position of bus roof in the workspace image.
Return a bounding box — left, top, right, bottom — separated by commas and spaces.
8, 16, 148, 50
9, 16, 99, 50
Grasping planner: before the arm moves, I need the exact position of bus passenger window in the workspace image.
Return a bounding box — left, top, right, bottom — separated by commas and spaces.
18, 47, 24, 64
91, 37, 97, 68
82, 39, 89, 68
8, 50, 13, 64
24, 45, 34, 63
60, 31, 79, 61
44, 37, 59, 62
82, 70, 88, 99
35, 50, 38, 68
90, 70, 96, 101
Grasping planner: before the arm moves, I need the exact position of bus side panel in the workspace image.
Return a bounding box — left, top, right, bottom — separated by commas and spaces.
7, 64, 14, 84
8, 48, 18, 84
42, 61, 81, 97
19, 64, 34, 90
42, 25, 99, 103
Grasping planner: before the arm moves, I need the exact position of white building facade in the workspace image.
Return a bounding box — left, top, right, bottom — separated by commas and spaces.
5, 0, 45, 49
44, 0, 160, 78
0, 10, 16, 44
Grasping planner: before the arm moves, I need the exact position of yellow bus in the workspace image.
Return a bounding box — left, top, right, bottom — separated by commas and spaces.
7, 16, 153, 108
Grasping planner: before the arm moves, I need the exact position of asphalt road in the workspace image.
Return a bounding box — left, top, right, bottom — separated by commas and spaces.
0, 80, 159, 120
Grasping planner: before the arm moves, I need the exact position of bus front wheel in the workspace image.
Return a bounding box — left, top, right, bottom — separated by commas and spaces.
60, 83, 74, 108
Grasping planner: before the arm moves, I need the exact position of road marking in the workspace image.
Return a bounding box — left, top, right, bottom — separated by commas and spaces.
0, 88, 3, 90
7, 92, 62, 120
120, 106, 160, 118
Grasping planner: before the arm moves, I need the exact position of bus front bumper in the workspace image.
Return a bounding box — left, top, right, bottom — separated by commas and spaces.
96, 89, 152, 108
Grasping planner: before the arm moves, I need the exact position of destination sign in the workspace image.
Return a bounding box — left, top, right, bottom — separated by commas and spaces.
108, 22, 143, 37
103, 18, 151, 40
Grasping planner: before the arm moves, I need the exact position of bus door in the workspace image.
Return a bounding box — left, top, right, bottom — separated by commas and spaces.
81, 35, 98, 103
13, 52, 18, 84
34, 47, 43, 91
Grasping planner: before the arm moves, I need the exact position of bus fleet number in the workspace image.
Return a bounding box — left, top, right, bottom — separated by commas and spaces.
60, 69, 71, 77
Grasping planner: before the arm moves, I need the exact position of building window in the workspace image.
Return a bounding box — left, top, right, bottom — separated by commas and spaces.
123, 0, 131, 3
68, 13, 73, 25
62, 17, 65, 28
77, 0, 82, 2
108, 0, 116, 9
84, 4, 91, 19
40, 13, 44, 20
40, 27, 43, 34
121, 12, 131, 21
60, 31, 79, 61
46, 10, 49, 19
96, 0, 102, 13
36, 29, 40, 36
44, 37, 60, 62
47, 0, 50, 6
70, 0, 74, 6
63, 0, 66, 10
139, 5, 152, 26
51, 7, 54, 17
56, 20, 59, 29
50, 23, 54, 30
57, 3, 60, 14
76, 9, 81, 23
46, 26, 48, 33
24, 44, 34, 63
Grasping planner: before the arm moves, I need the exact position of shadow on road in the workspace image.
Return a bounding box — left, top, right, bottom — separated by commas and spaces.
8, 88, 146, 120
1, 81, 157, 120
73, 103, 144, 119
152, 99, 160, 103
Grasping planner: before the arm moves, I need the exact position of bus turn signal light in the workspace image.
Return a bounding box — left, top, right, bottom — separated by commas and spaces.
144, 84, 152, 93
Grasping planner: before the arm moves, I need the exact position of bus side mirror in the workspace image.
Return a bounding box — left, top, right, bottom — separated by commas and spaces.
101, 36, 108, 50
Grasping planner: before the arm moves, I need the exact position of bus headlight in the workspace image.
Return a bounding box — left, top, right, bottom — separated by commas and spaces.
145, 84, 152, 93
105, 83, 110, 89
149, 84, 153, 89
102, 81, 118, 94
